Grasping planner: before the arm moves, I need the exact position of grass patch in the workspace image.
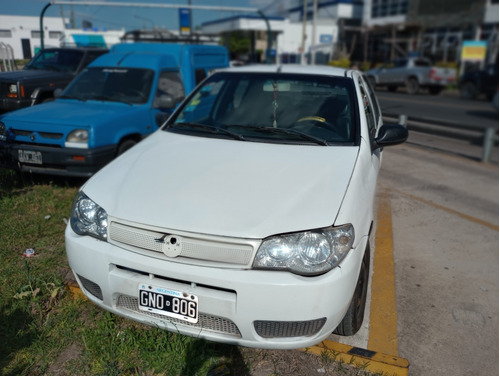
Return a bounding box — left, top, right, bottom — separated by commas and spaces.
0, 169, 380, 376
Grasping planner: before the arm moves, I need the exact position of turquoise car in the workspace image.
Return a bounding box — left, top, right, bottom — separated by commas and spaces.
0, 43, 229, 177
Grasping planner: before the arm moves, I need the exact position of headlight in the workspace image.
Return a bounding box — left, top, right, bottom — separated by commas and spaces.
8, 84, 17, 94
253, 224, 354, 276
70, 191, 108, 240
66, 129, 89, 148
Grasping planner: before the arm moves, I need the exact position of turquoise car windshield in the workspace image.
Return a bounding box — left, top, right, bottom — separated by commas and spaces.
166, 72, 357, 145
62, 67, 154, 104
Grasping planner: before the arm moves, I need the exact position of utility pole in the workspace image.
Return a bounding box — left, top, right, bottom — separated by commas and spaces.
311, 0, 317, 65
301, 0, 307, 65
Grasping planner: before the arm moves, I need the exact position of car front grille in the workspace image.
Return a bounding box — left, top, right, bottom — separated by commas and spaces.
108, 221, 256, 266
254, 318, 327, 338
117, 295, 242, 338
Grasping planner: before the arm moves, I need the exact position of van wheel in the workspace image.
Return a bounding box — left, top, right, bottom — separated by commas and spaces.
333, 242, 370, 336
116, 139, 137, 156
406, 78, 419, 94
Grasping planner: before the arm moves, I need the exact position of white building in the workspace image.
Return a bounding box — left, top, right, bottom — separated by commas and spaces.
200, 1, 363, 64
0, 15, 67, 60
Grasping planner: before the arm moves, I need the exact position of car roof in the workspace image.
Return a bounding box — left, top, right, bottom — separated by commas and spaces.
218, 64, 352, 78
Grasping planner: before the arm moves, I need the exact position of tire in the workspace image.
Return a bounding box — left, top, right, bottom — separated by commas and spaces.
460, 81, 478, 100
116, 139, 137, 156
406, 77, 419, 94
333, 242, 370, 336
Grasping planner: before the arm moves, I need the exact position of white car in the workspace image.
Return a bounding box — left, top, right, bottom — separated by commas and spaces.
65, 65, 407, 349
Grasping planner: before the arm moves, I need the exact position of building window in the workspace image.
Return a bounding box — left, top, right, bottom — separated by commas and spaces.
0, 30, 12, 38
31, 30, 41, 38
49, 31, 62, 39
371, 0, 408, 18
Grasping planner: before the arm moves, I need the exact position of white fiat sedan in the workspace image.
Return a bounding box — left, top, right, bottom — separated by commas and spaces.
65, 65, 407, 349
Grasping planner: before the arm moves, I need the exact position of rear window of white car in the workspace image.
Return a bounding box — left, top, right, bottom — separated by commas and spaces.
165, 72, 358, 145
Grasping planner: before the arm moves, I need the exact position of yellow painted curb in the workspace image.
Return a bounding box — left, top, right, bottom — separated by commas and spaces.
64, 278, 86, 299
305, 340, 409, 375
368, 191, 399, 355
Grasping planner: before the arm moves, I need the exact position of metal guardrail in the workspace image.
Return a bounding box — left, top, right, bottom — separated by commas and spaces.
383, 113, 498, 163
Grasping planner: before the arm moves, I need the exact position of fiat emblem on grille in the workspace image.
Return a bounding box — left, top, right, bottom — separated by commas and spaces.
30, 133, 36, 141
155, 234, 182, 258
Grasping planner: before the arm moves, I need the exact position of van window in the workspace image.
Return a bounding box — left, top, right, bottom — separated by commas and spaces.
154, 71, 185, 108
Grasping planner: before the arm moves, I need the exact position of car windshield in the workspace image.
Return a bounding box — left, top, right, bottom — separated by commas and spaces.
25, 49, 84, 73
165, 72, 357, 145
61, 67, 154, 104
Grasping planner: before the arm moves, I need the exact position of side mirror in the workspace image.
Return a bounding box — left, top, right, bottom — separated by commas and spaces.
155, 95, 176, 110
373, 124, 408, 149
54, 88, 63, 98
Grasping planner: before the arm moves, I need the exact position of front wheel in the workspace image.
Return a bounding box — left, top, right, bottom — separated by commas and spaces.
116, 139, 137, 156
333, 242, 370, 336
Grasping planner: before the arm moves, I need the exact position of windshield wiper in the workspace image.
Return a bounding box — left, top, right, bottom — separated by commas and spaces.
232, 125, 328, 146
88, 95, 132, 106
168, 122, 246, 141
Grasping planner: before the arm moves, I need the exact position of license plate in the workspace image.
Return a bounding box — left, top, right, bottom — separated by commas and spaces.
18, 150, 42, 165
138, 284, 198, 323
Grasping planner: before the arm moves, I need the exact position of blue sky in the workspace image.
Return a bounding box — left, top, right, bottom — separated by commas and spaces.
1, 0, 292, 31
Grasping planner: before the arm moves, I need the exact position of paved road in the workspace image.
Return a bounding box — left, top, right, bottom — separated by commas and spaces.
376, 90, 498, 130
329, 129, 498, 375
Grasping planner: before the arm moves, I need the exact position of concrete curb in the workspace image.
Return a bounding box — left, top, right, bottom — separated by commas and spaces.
305, 340, 410, 375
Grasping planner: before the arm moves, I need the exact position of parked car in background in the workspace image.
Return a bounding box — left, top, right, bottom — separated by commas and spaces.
0, 47, 108, 113
459, 64, 499, 100
366, 57, 456, 95
0, 43, 229, 177
65, 64, 408, 349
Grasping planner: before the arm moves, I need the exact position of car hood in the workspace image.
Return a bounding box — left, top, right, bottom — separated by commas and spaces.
83, 131, 359, 239
2, 100, 143, 127
0, 69, 71, 82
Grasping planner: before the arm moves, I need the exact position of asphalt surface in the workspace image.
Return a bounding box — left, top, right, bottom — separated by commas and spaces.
327, 93, 499, 375
376, 89, 498, 131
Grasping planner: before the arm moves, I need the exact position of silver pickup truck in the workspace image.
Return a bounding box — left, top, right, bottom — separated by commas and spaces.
366, 57, 456, 95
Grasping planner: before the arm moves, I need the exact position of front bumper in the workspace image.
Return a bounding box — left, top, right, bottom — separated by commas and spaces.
0, 98, 32, 113
65, 224, 368, 349
0, 141, 116, 177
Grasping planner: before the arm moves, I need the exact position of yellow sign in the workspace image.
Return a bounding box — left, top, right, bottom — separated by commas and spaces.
461, 41, 487, 61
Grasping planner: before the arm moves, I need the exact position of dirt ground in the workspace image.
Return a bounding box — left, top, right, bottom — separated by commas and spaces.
238, 348, 374, 376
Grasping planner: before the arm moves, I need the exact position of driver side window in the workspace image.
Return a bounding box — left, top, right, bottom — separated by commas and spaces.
154, 71, 185, 108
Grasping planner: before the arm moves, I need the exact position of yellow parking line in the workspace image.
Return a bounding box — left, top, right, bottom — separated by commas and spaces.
367, 191, 400, 356
307, 191, 409, 374
391, 187, 499, 232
